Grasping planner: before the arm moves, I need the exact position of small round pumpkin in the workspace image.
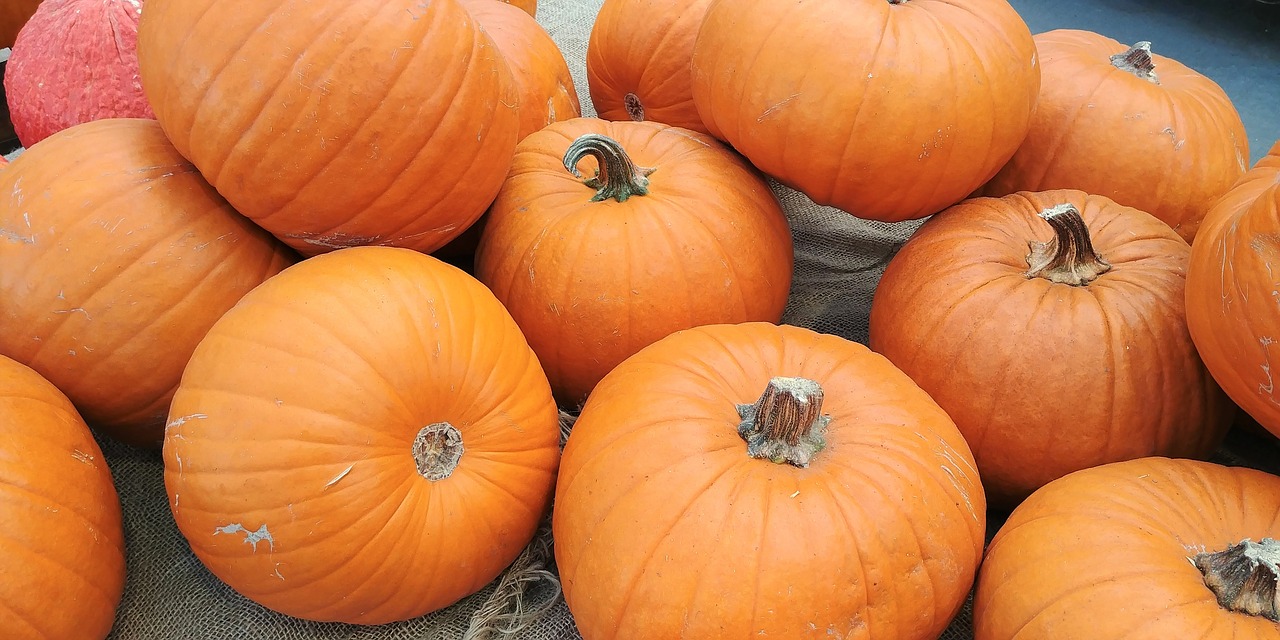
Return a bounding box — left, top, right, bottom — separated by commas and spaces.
0, 118, 295, 447
474, 117, 794, 407
5, 0, 155, 147
690, 0, 1040, 222
975, 457, 1280, 639
586, 0, 713, 133
555, 322, 986, 639
981, 30, 1249, 243
164, 246, 562, 624
1187, 140, 1280, 438
137, 0, 521, 257
869, 190, 1234, 507
0, 354, 125, 640
0, 0, 41, 48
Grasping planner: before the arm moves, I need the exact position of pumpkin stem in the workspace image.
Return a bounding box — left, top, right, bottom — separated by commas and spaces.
412, 422, 464, 482
736, 377, 830, 468
1025, 203, 1112, 286
623, 93, 645, 122
1111, 41, 1160, 84
1192, 538, 1280, 621
562, 133, 656, 203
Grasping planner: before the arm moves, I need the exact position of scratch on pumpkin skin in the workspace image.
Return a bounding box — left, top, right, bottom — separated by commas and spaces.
52, 307, 92, 320
1259, 337, 1280, 406
214, 523, 276, 553
71, 449, 95, 464
757, 93, 801, 122
166, 413, 209, 430
0, 228, 35, 244
323, 465, 355, 490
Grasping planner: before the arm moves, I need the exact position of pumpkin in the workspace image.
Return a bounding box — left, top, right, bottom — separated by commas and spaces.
499, 0, 536, 17
474, 117, 794, 407
586, 0, 713, 133
689, 0, 1040, 222
164, 245, 562, 624
868, 190, 1235, 507
4, 0, 155, 148
1186, 140, 1280, 438
0, 0, 41, 49
0, 118, 295, 447
981, 30, 1249, 243
0, 354, 125, 640
136, 0, 521, 257
554, 322, 986, 639
974, 457, 1280, 639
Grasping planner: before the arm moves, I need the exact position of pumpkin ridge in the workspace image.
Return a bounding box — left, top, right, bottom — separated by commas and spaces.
0, 534, 119, 607
829, 4, 895, 199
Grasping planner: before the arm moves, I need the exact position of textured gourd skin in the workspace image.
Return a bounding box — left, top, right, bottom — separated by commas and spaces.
555, 322, 986, 640
475, 117, 794, 408
869, 189, 1234, 508
0, 118, 295, 448
981, 29, 1250, 243
1186, 140, 1280, 438
0, 354, 126, 640
164, 246, 562, 625
691, 0, 1041, 223
975, 457, 1280, 640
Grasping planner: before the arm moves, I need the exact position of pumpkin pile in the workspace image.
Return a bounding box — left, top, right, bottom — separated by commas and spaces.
1, 0, 1277, 637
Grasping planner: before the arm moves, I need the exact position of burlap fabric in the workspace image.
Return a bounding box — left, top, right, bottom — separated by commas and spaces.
89, 1, 1279, 638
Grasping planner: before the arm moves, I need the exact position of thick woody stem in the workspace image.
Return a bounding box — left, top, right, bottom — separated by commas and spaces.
1192, 538, 1280, 621
1111, 41, 1160, 84
736, 377, 830, 468
562, 133, 656, 203
1025, 203, 1113, 286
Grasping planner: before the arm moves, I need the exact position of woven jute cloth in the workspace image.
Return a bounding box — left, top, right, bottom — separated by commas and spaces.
92, 1, 1280, 638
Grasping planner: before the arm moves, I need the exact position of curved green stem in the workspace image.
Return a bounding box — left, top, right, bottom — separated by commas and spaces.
562, 134, 655, 203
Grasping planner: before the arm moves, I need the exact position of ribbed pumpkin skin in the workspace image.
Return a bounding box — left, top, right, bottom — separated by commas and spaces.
869, 190, 1234, 507
555, 322, 986, 640
974, 458, 1280, 640
474, 117, 793, 408
0, 355, 125, 640
1186, 141, 1280, 438
690, 0, 1040, 222
0, 119, 295, 448
0, 0, 41, 48
586, 0, 714, 133
459, 1, 580, 140
499, 0, 536, 16
981, 30, 1249, 243
164, 246, 562, 624
136, 0, 521, 257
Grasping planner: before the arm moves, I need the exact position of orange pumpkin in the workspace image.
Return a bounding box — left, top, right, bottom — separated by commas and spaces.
498, 0, 536, 16
981, 30, 1249, 243
0, 0, 41, 48
1187, 140, 1280, 438
136, 0, 521, 257
869, 190, 1234, 507
586, 0, 713, 133
975, 457, 1280, 639
0, 354, 125, 640
690, 0, 1040, 222
474, 117, 793, 407
0, 119, 295, 447
164, 246, 562, 624
555, 322, 986, 639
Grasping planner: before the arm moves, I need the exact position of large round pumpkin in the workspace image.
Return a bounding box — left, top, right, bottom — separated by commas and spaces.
975, 457, 1280, 639
0, 0, 41, 48
164, 246, 562, 624
554, 322, 986, 640
981, 30, 1249, 243
0, 354, 125, 640
136, 0, 521, 257
0, 118, 295, 447
868, 190, 1234, 507
474, 117, 794, 407
586, 0, 713, 133
5, 0, 155, 147
1187, 140, 1280, 438
690, 0, 1040, 222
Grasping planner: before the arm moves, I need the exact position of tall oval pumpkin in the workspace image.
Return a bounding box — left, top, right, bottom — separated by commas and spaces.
136, 0, 521, 257
555, 322, 985, 639
0, 354, 125, 640
0, 118, 295, 447
690, 0, 1040, 222
164, 246, 562, 624
1186, 140, 1280, 438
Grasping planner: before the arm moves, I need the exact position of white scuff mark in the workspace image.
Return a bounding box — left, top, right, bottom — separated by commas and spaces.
71, 449, 95, 464
789, 490, 800, 498
166, 413, 209, 430
323, 464, 354, 490
213, 523, 276, 552
757, 93, 801, 122
0, 228, 35, 244
52, 307, 92, 320
274, 564, 285, 581
22, 212, 30, 228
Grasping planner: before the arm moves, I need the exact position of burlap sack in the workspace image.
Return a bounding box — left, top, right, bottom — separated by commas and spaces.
93, 1, 1278, 638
